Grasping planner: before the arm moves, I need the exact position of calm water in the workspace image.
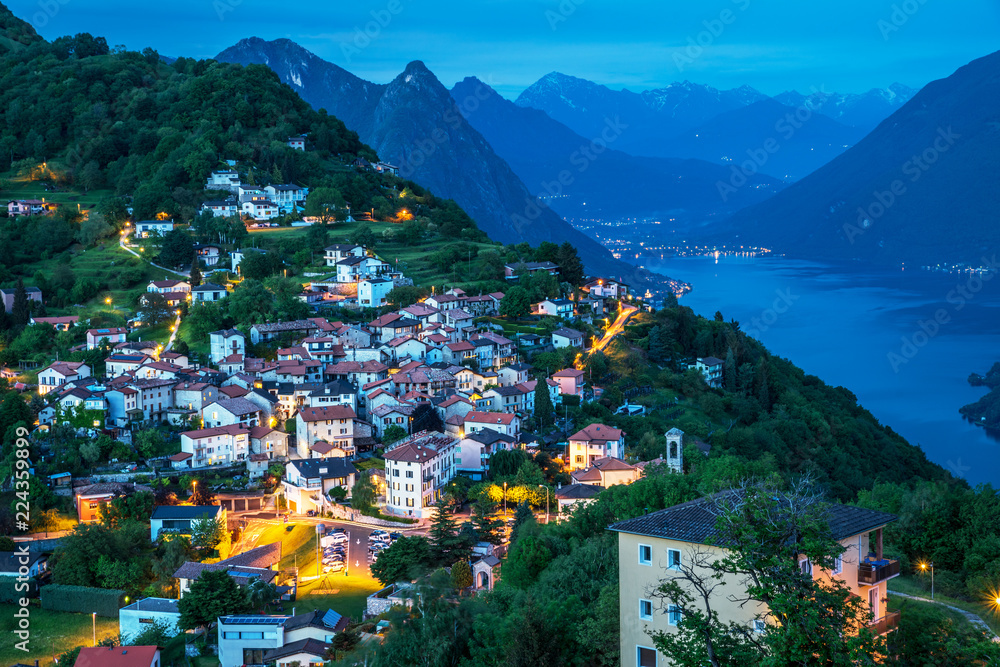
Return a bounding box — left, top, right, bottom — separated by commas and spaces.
644, 255, 1000, 486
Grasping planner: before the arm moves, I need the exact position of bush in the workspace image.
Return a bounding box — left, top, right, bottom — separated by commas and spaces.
41, 584, 125, 617
0, 576, 37, 602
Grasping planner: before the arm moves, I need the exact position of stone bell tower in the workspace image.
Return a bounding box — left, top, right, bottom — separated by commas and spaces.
665, 427, 684, 473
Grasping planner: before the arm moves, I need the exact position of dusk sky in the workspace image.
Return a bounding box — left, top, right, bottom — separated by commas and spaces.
10, 0, 1000, 99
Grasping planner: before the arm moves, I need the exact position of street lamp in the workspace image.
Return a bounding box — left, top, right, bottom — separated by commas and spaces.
502, 482, 507, 515
92, 612, 96, 646
191, 479, 197, 501
919, 561, 935, 600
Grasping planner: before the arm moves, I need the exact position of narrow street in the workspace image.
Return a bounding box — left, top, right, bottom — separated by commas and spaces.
589, 304, 637, 356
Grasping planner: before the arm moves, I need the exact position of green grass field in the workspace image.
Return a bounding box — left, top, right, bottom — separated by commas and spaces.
889, 575, 1000, 634
0, 171, 113, 212
0, 603, 119, 667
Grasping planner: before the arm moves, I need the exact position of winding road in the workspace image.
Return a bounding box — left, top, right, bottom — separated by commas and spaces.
589, 304, 637, 356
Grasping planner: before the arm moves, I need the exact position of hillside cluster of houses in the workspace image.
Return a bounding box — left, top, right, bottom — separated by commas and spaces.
33, 281, 621, 518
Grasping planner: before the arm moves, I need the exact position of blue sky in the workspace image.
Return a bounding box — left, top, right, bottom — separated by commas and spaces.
10, 0, 1000, 98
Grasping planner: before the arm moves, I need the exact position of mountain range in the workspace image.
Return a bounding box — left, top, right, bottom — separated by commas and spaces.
216, 38, 662, 285
714, 49, 1000, 266
450, 76, 781, 220
515, 73, 913, 179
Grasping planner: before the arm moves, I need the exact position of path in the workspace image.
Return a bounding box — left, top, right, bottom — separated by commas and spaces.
892, 591, 999, 640
119, 226, 189, 278
588, 304, 637, 356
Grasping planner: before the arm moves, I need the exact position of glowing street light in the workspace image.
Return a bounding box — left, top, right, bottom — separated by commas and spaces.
918, 561, 935, 600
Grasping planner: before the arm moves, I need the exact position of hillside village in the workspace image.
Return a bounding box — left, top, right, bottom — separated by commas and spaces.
0, 23, 996, 667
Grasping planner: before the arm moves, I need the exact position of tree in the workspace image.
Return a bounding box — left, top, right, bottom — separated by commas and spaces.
246, 577, 278, 612
130, 618, 176, 647
139, 292, 172, 326
502, 535, 552, 589
238, 250, 283, 280
451, 559, 473, 591
352, 474, 377, 514
500, 286, 531, 319
648, 325, 673, 363
188, 254, 202, 287
488, 449, 528, 480
304, 186, 345, 223
178, 569, 249, 630
190, 514, 227, 553
10, 278, 30, 328
556, 242, 584, 287
649, 479, 885, 667
382, 424, 407, 446
371, 536, 433, 586
99, 491, 154, 529
509, 500, 535, 544
351, 226, 376, 249
158, 230, 193, 268
428, 499, 462, 563
471, 497, 504, 545
77, 211, 112, 246
411, 403, 443, 434
190, 482, 215, 507
134, 429, 165, 459
534, 378, 554, 428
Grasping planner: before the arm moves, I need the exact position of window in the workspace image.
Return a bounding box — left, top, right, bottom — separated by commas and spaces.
639, 599, 653, 621
799, 558, 812, 576
667, 605, 681, 626
638, 544, 652, 566
406, 470, 414, 478
831, 554, 843, 575
406, 498, 414, 507
139, 617, 154, 624
405, 484, 413, 492
637, 646, 657, 667
753, 619, 766, 634
667, 549, 682, 571
393, 469, 399, 477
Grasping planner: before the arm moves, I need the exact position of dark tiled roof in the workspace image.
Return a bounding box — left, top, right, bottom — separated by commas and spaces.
290, 458, 357, 479
609, 495, 897, 545
556, 483, 602, 500
263, 638, 330, 662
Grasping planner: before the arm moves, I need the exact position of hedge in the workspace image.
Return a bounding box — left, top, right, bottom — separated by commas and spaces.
0, 576, 37, 602
40, 584, 125, 617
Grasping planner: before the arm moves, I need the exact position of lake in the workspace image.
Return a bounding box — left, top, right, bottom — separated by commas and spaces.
644, 255, 1000, 486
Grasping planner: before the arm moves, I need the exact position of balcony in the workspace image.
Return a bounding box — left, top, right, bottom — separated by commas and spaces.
871, 610, 900, 634
858, 559, 900, 586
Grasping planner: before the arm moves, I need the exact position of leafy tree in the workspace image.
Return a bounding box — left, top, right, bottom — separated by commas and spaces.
238, 250, 283, 280
649, 479, 885, 667
228, 279, 273, 325
534, 378, 554, 428
99, 491, 154, 529
190, 482, 216, 507
500, 286, 531, 318
351, 474, 377, 514
488, 449, 528, 480
190, 514, 227, 553
502, 535, 552, 589
178, 569, 249, 630
134, 429, 165, 459
382, 424, 408, 446
130, 618, 177, 646
158, 230, 193, 268
351, 226, 376, 249
77, 211, 112, 246
451, 559, 473, 591
371, 536, 433, 586
386, 285, 426, 308
509, 500, 535, 544
246, 577, 278, 612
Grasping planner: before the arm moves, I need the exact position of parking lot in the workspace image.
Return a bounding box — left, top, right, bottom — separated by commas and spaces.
318, 525, 404, 575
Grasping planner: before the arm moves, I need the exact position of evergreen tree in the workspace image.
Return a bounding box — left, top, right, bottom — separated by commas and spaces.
428, 498, 460, 564
188, 253, 202, 287
556, 242, 584, 287
534, 377, 554, 428
471, 497, 505, 545
724, 348, 737, 391
450, 560, 473, 591
11, 277, 30, 328
510, 501, 535, 544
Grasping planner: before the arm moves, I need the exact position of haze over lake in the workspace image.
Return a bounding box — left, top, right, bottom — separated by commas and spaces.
647, 255, 1000, 486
